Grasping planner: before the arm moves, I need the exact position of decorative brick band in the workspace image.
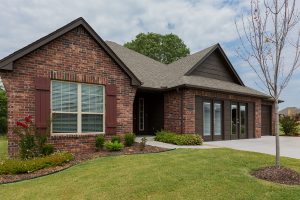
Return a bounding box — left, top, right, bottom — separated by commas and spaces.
50, 70, 108, 85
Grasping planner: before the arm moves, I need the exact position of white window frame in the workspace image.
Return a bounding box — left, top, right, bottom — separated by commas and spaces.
50, 80, 105, 135
139, 98, 144, 131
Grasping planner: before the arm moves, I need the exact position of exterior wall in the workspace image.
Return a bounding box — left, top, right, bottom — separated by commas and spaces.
163, 88, 273, 139
0, 26, 136, 156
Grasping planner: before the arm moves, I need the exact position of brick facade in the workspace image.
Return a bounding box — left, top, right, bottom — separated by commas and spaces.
164, 88, 274, 138
0, 26, 137, 156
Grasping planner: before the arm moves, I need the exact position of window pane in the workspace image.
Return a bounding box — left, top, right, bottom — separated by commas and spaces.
203, 102, 211, 136
240, 105, 247, 135
139, 98, 144, 131
231, 104, 237, 135
214, 103, 222, 135
81, 84, 103, 113
51, 81, 78, 112
52, 113, 77, 133
82, 114, 103, 132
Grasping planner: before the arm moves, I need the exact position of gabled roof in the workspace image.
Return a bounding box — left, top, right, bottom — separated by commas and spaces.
0, 17, 141, 86
107, 42, 270, 98
0, 17, 270, 98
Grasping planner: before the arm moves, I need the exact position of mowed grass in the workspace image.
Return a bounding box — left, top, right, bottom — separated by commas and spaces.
0, 148, 300, 200
0, 135, 7, 159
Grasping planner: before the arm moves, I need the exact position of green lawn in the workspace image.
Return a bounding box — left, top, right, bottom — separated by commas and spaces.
0, 135, 7, 159
0, 148, 300, 200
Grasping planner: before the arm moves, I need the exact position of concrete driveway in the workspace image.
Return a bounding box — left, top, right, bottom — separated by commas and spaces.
205, 136, 300, 159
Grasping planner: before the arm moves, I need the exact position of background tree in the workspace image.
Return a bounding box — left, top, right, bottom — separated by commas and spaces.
0, 86, 7, 135
236, 0, 300, 167
124, 33, 190, 64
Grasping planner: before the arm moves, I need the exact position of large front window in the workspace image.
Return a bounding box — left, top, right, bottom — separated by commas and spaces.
51, 81, 104, 134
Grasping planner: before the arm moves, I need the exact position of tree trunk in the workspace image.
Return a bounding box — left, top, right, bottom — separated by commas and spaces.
275, 99, 280, 168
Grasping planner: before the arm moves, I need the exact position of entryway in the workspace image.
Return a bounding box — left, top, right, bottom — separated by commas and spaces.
261, 105, 272, 136
230, 103, 247, 139
133, 91, 164, 135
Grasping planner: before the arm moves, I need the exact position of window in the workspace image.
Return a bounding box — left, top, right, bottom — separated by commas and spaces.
214, 102, 222, 135
139, 98, 144, 131
203, 102, 211, 136
51, 81, 104, 134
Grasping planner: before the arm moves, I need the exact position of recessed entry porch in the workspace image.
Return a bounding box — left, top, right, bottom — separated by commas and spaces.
133, 90, 164, 135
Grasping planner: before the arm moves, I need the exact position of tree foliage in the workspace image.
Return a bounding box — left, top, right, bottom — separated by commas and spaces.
0, 87, 7, 135
124, 33, 190, 64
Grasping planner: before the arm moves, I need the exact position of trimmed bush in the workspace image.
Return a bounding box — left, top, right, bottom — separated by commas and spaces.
105, 141, 124, 151
95, 135, 105, 151
0, 152, 74, 175
124, 133, 136, 146
155, 130, 203, 145
41, 144, 54, 156
280, 116, 299, 136
111, 135, 121, 143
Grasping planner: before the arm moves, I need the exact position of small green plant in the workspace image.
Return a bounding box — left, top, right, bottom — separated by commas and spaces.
41, 144, 54, 156
95, 135, 105, 151
105, 141, 124, 151
140, 137, 147, 151
155, 130, 203, 145
111, 135, 121, 143
280, 116, 299, 136
0, 152, 74, 175
124, 133, 136, 146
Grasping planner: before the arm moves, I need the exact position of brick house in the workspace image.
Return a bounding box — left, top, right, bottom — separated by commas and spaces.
0, 18, 275, 156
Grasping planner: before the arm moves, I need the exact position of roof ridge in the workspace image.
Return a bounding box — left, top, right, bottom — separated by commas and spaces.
105, 41, 167, 67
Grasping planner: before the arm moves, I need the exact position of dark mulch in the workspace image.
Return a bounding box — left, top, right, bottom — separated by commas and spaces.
0, 143, 169, 184
251, 166, 300, 185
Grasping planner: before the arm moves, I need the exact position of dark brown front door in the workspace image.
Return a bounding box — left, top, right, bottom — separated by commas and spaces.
231, 103, 248, 139
261, 105, 272, 136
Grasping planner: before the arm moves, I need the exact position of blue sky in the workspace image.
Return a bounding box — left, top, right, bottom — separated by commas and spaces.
0, 0, 299, 109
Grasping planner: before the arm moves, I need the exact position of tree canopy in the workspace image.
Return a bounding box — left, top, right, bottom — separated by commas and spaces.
124, 33, 190, 64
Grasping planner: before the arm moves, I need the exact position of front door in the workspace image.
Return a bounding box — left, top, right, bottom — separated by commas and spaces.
231, 103, 247, 139
203, 100, 223, 141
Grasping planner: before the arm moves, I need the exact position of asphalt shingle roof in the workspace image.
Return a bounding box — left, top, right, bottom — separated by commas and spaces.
106, 41, 270, 98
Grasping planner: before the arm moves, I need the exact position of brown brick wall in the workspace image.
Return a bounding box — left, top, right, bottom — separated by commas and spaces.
0, 26, 136, 157
164, 88, 272, 138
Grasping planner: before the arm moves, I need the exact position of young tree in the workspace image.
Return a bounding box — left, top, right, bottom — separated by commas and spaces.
236, 0, 300, 167
124, 33, 190, 64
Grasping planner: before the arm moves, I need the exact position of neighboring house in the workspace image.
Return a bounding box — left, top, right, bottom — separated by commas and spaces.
279, 107, 300, 120
0, 18, 275, 156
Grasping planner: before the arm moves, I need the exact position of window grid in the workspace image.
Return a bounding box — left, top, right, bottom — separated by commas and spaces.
51, 81, 105, 135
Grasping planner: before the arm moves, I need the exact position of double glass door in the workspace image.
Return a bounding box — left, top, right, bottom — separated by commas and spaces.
203, 100, 222, 141
231, 103, 247, 139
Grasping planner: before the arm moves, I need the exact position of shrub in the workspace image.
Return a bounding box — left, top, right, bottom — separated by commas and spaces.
140, 137, 147, 151
155, 130, 203, 145
111, 135, 121, 143
105, 141, 124, 151
95, 135, 105, 151
19, 134, 36, 159
124, 133, 136, 146
41, 144, 54, 156
280, 116, 299, 136
0, 152, 74, 175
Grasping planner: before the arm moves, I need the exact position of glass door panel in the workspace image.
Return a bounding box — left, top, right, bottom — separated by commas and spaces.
203, 102, 211, 136
214, 102, 222, 136
231, 104, 237, 135
239, 104, 247, 138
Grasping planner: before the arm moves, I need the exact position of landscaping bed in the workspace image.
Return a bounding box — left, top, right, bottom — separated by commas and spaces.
251, 166, 300, 185
0, 143, 168, 184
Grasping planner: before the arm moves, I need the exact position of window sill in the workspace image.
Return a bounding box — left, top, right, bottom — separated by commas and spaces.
50, 132, 105, 137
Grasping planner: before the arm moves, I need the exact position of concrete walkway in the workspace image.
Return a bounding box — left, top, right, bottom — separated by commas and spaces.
136, 136, 300, 159
135, 136, 219, 149
206, 136, 300, 159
